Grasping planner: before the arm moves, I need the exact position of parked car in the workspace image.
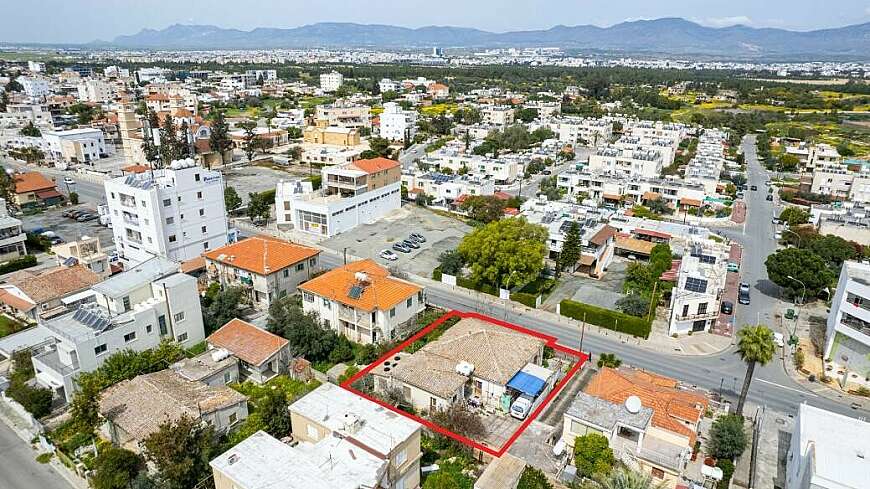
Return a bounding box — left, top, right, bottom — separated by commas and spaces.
738, 282, 751, 305
62, 209, 77, 218
766, 194, 773, 201
772, 218, 781, 225
392, 243, 411, 253
720, 301, 734, 315
773, 332, 785, 348
77, 213, 98, 222
751, 185, 758, 191
63, 176, 75, 186
409, 233, 426, 243
727, 262, 739, 273
510, 395, 535, 420
49, 236, 63, 245
380, 249, 398, 261
402, 239, 420, 249
69, 210, 87, 219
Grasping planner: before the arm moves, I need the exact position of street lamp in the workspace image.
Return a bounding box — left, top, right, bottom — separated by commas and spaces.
786, 275, 806, 344
782, 228, 802, 248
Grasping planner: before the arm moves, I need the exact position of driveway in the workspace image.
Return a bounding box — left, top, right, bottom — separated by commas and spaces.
321, 205, 471, 277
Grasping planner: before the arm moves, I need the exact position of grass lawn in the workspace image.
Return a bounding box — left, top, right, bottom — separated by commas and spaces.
300, 96, 334, 109
225, 107, 260, 119
0, 315, 26, 338
420, 103, 457, 116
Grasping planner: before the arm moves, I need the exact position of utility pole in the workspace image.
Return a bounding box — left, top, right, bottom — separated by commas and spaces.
579, 313, 587, 356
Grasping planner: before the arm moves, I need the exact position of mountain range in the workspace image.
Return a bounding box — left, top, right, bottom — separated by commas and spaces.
102, 18, 870, 59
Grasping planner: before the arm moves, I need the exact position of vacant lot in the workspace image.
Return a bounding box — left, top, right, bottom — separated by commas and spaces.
542, 259, 629, 311
322, 205, 471, 277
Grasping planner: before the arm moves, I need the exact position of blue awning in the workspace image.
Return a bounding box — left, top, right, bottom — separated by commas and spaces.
506, 371, 546, 397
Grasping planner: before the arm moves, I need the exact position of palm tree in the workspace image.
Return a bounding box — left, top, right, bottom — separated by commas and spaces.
735, 325, 776, 415
597, 468, 667, 489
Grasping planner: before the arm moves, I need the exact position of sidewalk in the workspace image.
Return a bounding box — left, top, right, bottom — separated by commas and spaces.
0, 398, 89, 489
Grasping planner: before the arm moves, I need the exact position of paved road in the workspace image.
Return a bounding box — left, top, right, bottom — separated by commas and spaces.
0, 158, 107, 206
0, 422, 70, 489
399, 143, 426, 170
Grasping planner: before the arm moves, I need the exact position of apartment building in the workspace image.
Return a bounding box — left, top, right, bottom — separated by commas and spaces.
104, 159, 229, 265
786, 403, 869, 489
51, 236, 110, 278
302, 126, 361, 146
824, 260, 870, 381
524, 100, 561, 119
541, 117, 613, 146
31, 258, 205, 402
402, 171, 495, 207
0, 103, 53, 128
0, 199, 27, 263
614, 136, 677, 167
212, 382, 423, 489
18, 77, 51, 98
77, 79, 115, 103
588, 146, 664, 179
810, 163, 853, 198
668, 239, 729, 335
380, 102, 418, 142
379, 78, 399, 93
423, 148, 519, 184
623, 120, 687, 144
314, 101, 371, 129
299, 259, 424, 345
277, 158, 401, 238
203, 236, 321, 309
480, 105, 515, 126
319, 71, 343, 92
43, 128, 107, 166
557, 170, 706, 208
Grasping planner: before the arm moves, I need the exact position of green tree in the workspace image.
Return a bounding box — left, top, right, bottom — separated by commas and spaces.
287, 145, 303, 161
457, 218, 548, 289
430, 404, 486, 439
807, 234, 857, 270
515, 107, 539, 123
557, 221, 582, 276
530, 126, 555, 143
646, 198, 671, 215
615, 294, 650, 317
92, 447, 145, 489
778, 207, 810, 227
538, 176, 562, 201
597, 468, 667, 489
267, 296, 336, 362
224, 186, 242, 212
596, 353, 622, 369
19, 121, 41, 137
202, 286, 245, 334
778, 153, 800, 171
460, 195, 506, 223
6, 78, 24, 92
158, 114, 180, 166
707, 414, 747, 460
765, 248, 832, 299
735, 325, 776, 416
422, 470, 464, 489
360, 136, 393, 159
438, 249, 464, 276
258, 388, 291, 438
238, 120, 259, 162
142, 415, 216, 489
70, 376, 102, 434
517, 466, 553, 489
573, 433, 615, 478
584, 73, 611, 100
246, 191, 271, 224
69, 192, 79, 205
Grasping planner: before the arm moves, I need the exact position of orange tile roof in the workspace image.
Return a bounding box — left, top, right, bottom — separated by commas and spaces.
680, 198, 702, 207
589, 225, 617, 247
0, 289, 35, 312
299, 259, 422, 312
122, 164, 149, 174
642, 191, 660, 201
203, 236, 320, 276
14, 172, 56, 194
351, 157, 399, 174
585, 367, 709, 446
179, 256, 206, 274
207, 318, 288, 366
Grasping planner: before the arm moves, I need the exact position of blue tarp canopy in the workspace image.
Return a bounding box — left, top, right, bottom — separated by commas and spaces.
506, 371, 546, 397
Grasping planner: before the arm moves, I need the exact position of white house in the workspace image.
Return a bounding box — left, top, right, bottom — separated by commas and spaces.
104, 159, 229, 265
379, 102, 418, 142
31, 257, 206, 402
18, 77, 51, 98
320, 71, 344, 92
43, 128, 107, 166
668, 240, 729, 336
77, 79, 115, 103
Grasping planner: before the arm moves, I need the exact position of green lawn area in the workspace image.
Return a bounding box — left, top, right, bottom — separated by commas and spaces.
420, 103, 457, 116
300, 96, 334, 109
225, 107, 260, 119
0, 315, 27, 338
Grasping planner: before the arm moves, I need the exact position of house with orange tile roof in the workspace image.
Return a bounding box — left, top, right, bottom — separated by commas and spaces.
560, 367, 709, 487
207, 319, 290, 384
277, 158, 402, 237
298, 259, 424, 345
12, 171, 62, 208
204, 236, 321, 309
427, 83, 450, 99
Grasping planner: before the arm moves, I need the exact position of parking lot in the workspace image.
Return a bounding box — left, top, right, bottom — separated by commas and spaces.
23, 205, 115, 250
322, 205, 471, 277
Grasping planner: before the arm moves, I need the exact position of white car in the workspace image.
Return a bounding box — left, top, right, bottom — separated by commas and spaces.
63, 177, 75, 185
773, 332, 785, 348
379, 249, 398, 261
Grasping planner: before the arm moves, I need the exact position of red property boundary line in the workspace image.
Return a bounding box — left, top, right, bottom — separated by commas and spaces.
341, 310, 589, 457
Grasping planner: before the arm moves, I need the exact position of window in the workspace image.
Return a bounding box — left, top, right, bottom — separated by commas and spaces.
295, 263, 304, 271
682, 304, 689, 317
122, 296, 131, 311
163, 198, 171, 207
94, 344, 107, 356
651, 468, 665, 479
158, 315, 167, 335
224, 371, 231, 383
324, 319, 331, 328
124, 331, 136, 342
390, 307, 396, 318
146, 324, 152, 334
203, 242, 209, 249
201, 226, 207, 233
166, 217, 174, 224
174, 311, 185, 322
698, 302, 708, 315
197, 191, 203, 199
199, 208, 204, 216
406, 297, 413, 308
195, 173, 201, 182
168, 235, 177, 243
322, 298, 331, 309
309, 257, 317, 267
176, 332, 188, 342
303, 292, 314, 303
307, 424, 320, 441
395, 448, 407, 466
283, 269, 289, 278
229, 412, 237, 424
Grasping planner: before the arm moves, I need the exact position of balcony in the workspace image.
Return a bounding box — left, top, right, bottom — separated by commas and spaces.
841, 313, 870, 338
123, 214, 140, 226
33, 347, 79, 379
675, 309, 719, 322
338, 307, 372, 328
119, 196, 137, 209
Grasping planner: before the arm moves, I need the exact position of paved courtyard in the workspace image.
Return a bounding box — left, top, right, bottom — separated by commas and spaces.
322, 205, 471, 277
542, 259, 628, 312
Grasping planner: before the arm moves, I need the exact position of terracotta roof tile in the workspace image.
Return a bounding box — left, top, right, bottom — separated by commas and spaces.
14, 172, 56, 194
351, 157, 399, 174
589, 225, 616, 247
298, 259, 421, 312
7, 265, 101, 304
0, 289, 35, 312
584, 367, 708, 446
207, 319, 288, 366
204, 236, 320, 276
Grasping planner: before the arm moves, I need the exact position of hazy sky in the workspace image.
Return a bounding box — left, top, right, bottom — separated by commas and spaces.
4, 0, 870, 44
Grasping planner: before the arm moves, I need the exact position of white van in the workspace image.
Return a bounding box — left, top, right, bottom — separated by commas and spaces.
510, 395, 534, 420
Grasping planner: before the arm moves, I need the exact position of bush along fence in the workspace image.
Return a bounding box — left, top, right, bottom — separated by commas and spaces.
558, 299, 652, 339
432, 267, 551, 309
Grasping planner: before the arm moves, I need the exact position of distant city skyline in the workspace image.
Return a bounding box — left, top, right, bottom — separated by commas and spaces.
2, 0, 870, 44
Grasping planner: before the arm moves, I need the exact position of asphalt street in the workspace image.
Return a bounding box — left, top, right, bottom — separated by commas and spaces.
0, 421, 70, 489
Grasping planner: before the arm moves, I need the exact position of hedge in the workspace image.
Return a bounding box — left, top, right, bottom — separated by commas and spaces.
559, 299, 651, 339
511, 292, 539, 308
0, 255, 37, 275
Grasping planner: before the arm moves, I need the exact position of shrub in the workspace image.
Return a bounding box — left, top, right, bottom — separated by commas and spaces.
707, 414, 747, 460
6, 381, 53, 418
793, 349, 805, 370
559, 300, 652, 338
510, 292, 539, 308
0, 255, 37, 274
716, 459, 735, 489
36, 453, 53, 464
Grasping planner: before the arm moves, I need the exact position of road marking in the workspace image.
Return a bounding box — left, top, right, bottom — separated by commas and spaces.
756, 378, 817, 397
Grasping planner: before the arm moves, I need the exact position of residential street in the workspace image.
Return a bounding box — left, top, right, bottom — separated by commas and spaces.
0, 421, 70, 489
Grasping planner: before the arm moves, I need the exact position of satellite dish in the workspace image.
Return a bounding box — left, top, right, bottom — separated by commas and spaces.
625, 395, 642, 414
